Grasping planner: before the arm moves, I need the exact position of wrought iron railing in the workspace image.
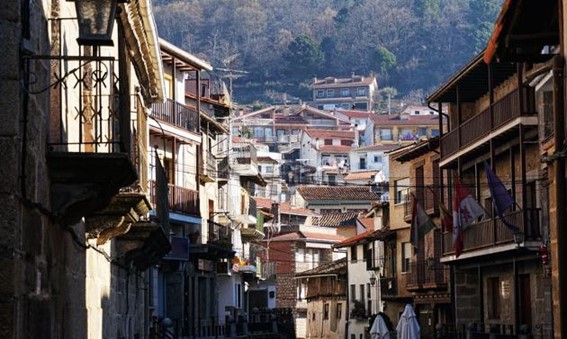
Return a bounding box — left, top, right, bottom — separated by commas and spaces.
151, 98, 199, 133
148, 180, 199, 216
27, 54, 125, 153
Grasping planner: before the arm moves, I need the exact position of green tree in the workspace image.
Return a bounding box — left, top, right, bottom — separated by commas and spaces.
284, 35, 324, 79
371, 46, 397, 77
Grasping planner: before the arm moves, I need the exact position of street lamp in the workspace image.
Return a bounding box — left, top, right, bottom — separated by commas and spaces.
74, 0, 118, 46
513, 231, 525, 247
369, 274, 377, 286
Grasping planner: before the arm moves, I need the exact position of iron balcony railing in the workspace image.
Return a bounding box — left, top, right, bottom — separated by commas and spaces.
151, 98, 199, 134
31, 54, 125, 153
149, 180, 200, 216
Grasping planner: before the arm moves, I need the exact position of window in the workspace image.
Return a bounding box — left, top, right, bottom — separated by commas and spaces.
265, 165, 273, 174
328, 174, 336, 186
380, 128, 392, 141
336, 303, 343, 319
402, 242, 412, 272
394, 178, 409, 204
324, 304, 330, 320
487, 277, 501, 319
258, 165, 262, 173
324, 139, 333, 145
357, 87, 367, 96
359, 157, 366, 170
414, 110, 420, 115
326, 89, 335, 97
340, 88, 350, 97
350, 284, 356, 301
350, 245, 358, 262
431, 129, 440, 137
316, 90, 325, 98
164, 74, 173, 99
400, 129, 414, 141
418, 127, 427, 136
295, 248, 305, 262
254, 127, 264, 138
354, 102, 368, 110
374, 155, 382, 163
359, 284, 365, 302
341, 139, 352, 146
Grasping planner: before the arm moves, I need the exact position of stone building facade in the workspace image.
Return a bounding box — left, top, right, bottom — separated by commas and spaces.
0, 0, 168, 338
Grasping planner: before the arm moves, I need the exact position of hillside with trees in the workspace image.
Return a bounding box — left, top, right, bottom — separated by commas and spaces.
152, 0, 501, 109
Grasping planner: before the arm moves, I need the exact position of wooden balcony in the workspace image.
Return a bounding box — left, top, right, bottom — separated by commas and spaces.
406, 259, 448, 291
442, 209, 541, 256
441, 89, 537, 163
148, 180, 200, 216
151, 98, 199, 133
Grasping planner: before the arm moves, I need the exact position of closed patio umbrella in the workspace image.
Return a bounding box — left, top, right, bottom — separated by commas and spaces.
396, 304, 420, 339
370, 314, 391, 339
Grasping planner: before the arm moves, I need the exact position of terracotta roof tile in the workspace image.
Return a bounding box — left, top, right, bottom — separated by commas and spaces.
358, 217, 374, 230
296, 185, 380, 201
343, 170, 381, 181
305, 129, 355, 139
295, 257, 347, 277
336, 110, 373, 118
334, 228, 394, 248
313, 212, 359, 227
302, 231, 345, 242
334, 229, 375, 248
355, 144, 401, 152
319, 145, 352, 153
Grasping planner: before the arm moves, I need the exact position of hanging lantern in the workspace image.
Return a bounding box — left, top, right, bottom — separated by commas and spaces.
74, 0, 118, 46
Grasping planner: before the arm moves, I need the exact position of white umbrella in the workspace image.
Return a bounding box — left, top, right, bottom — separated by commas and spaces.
396, 304, 420, 339
370, 314, 391, 339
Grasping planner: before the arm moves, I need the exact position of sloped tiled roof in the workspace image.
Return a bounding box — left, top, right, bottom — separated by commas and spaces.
296, 185, 380, 201
305, 129, 355, 139
319, 145, 353, 153
336, 110, 373, 119
313, 212, 359, 227
354, 144, 401, 152
295, 257, 347, 277
343, 170, 380, 181
358, 217, 375, 230
370, 114, 439, 126
334, 229, 375, 248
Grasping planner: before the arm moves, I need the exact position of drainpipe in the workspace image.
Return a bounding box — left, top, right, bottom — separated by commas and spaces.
552, 54, 566, 338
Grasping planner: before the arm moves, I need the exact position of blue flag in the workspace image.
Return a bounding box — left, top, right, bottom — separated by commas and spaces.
483, 161, 519, 233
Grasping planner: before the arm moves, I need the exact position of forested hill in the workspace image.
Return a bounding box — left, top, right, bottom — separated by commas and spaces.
152, 0, 502, 107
